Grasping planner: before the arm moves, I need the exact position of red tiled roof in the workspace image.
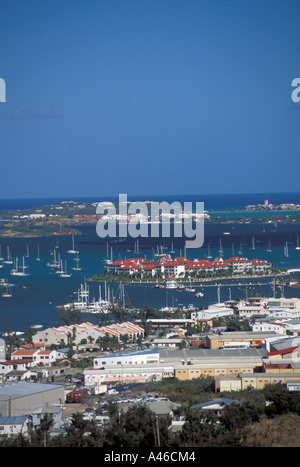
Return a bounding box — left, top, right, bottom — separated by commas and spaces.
267, 346, 300, 357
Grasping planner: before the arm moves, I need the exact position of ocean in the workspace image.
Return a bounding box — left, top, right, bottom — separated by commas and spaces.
1, 191, 300, 211
1, 192, 300, 334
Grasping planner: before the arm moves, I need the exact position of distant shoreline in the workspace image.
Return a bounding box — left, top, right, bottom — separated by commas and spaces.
0, 198, 300, 238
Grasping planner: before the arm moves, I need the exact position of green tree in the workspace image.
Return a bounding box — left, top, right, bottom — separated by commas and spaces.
57, 306, 82, 326
180, 408, 219, 446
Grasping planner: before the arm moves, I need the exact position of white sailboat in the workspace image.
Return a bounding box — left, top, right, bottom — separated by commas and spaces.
11, 256, 29, 276
284, 241, 289, 258
3, 247, 13, 264
56, 259, 64, 275
218, 239, 223, 257
133, 239, 140, 255
206, 244, 212, 259
61, 260, 72, 278
67, 234, 79, 254
36, 245, 41, 261
0, 245, 4, 261
238, 241, 243, 255
252, 236, 255, 250
296, 235, 300, 250
266, 239, 272, 253
72, 252, 81, 271
185, 280, 195, 292
46, 248, 60, 268
2, 284, 12, 297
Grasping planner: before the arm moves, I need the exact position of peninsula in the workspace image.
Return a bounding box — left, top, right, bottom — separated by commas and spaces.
0, 199, 300, 237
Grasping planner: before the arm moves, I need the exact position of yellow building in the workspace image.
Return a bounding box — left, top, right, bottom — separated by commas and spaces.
240, 372, 300, 390
174, 363, 255, 381
214, 371, 300, 392
206, 332, 277, 349
215, 375, 242, 392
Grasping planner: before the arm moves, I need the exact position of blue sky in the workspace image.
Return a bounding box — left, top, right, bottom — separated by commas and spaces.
0, 0, 300, 199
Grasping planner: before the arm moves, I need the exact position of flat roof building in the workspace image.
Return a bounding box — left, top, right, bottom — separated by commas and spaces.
0, 381, 65, 417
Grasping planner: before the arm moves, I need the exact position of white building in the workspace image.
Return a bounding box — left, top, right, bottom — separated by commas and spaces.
84, 364, 174, 386
10, 349, 66, 367
252, 321, 288, 335
94, 348, 160, 368
267, 308, 300, 319
191, 306, 233, 321
0, 416, 29, 436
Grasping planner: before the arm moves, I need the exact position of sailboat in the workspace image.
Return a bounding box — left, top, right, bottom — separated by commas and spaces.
170, 241, 175, 254
238, 241, 243, 255
284, 241, 289, 258
0, 245, 4, 261
67, 234, 79, 254
36, 245, 41, 261
61, 260, 72, 278
296, 235, 300, 250
266, 239, 272, 253
56, 259, 65, 275
46, 248, 60, 268
252, 236, 255, 250
72, 252, 82, 271
185, 280, 195, 292
218, 239, 223, 257
2, 284, 12, 297
133, 239, 140, 255
3, 247, 13, 264
11, 256, 29, 276
205, 244, 212, 259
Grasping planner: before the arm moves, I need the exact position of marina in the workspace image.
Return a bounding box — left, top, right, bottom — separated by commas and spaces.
0, 217, 300, 332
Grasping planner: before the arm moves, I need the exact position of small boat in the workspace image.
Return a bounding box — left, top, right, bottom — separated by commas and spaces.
266, 239, 272, 253
296, 235, 300, 250
195, 291, 204, 297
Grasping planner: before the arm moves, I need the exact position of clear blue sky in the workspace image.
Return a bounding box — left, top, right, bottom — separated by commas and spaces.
0, 0, 300, 199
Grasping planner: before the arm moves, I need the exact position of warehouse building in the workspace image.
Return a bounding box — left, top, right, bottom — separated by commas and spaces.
0, 382, 65, 417
205, 331, 277, 349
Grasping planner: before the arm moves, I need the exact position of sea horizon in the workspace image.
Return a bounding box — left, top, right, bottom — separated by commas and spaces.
1, 191, 300, 212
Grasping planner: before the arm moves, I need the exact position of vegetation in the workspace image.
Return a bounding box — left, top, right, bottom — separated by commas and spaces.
2, 379, 300, 447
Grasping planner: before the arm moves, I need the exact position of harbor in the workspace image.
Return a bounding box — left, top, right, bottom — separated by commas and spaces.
1, 218, 300, 332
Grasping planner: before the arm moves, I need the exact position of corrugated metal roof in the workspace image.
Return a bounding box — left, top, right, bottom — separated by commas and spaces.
0, 416, 28, 425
